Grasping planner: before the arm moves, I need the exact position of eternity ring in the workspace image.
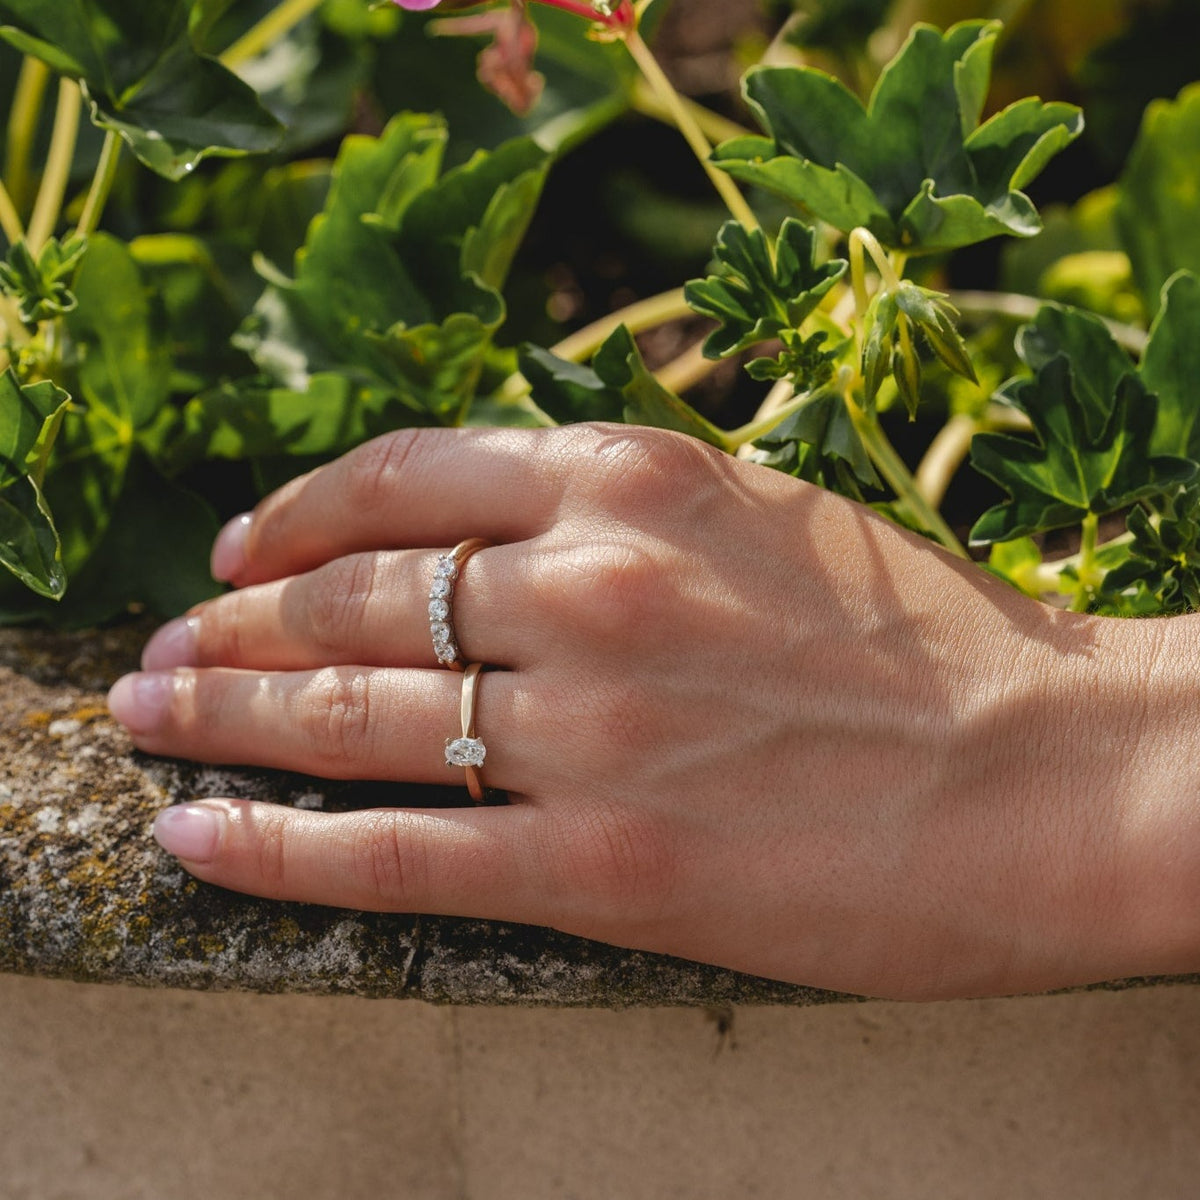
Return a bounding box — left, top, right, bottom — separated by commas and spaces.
445, 661, 487, 801
429, 538, 492, 670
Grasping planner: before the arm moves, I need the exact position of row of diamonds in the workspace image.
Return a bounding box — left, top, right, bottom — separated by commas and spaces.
430, 553, 461, 665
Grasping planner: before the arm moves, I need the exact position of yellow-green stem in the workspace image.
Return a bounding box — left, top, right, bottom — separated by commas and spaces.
949, 289, 1149, 357
849, 227, 902, 297
221, 0, 325, 68
629, 79, 753, 147
5, 57, 51, 216
654, 339, 719, 396
1069, 512, 1101, 612
915, 412, 979, 509
74, 132, 122, 238
0, 177, 23, 245
550, 286, 691, 364
845, 387, 969, 558
27, 79, 82, 254
621, 30, 759, 231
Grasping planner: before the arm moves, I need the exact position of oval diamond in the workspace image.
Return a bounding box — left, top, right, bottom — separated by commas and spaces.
429, 598, 450, 620
431, 576, 452, 600
435, 556, 458, 580
446, 737, 486, 768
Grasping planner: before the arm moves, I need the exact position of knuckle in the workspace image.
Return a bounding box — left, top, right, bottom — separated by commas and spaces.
551, 541, 672, 648
197, 591, 251, 666
350, 812, 430, 908
305, 554, 378, 655
253, 813, 290, 892
346, 430, 422, 517
544, 800, 677, 926
583, 427, 724, 514
300, 668, 376, 770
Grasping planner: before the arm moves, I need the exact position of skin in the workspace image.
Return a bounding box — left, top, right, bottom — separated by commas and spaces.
107, 424, 1200, 1000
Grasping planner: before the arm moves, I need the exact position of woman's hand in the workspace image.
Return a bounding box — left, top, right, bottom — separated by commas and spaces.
107, 424, 1200, 999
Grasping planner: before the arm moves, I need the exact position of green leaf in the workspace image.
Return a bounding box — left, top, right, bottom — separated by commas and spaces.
518, 345, 623, 425
755, 384, 881, 499
683, 218, 846, 358
239, 115, 546, 428
0, 235, 87, 325
1117, 83, 1200, 316
1100, 483, 1200, 615
0, 475, 63, 599
65, 234, 171, 433
713, 21, 1082, 251
969, 347, 1195, 544
0, 369, 71, 599
0, 0, 283, 180
1144, 271, 1200, 461
592, 325, 731, 449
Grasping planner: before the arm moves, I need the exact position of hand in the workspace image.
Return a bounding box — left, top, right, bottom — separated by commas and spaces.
107, 424, 1200, 999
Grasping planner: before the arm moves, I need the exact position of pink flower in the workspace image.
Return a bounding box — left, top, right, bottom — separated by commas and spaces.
390, 0, 634, 31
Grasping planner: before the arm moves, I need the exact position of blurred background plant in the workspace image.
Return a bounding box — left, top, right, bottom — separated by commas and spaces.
0, 0, 1198, 625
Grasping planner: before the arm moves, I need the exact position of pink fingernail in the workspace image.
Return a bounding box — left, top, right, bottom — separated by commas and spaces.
153, 805, 221, 863
142, 616, 200, 671
107, 672, 173, 735
211, 513, 253, 582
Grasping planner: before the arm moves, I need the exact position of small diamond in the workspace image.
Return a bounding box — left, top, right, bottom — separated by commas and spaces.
436, 643, 459, 665
430, 621, 452, 644
429, 598, 449, 620
446, 737, 486, 768
431, 576, 452, 600
435, 556, 458, 581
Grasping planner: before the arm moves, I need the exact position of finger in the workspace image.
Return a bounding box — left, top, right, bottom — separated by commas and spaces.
108, 665, 527, 791
213, 426, 570, 587
151, 798, 546, 918
142, 544, 526, 673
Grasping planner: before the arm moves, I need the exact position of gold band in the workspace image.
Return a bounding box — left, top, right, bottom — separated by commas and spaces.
445, 661, 487, 802
430, 538, 492, 671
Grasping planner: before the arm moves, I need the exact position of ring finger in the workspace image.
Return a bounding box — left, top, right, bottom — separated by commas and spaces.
141, 544, 527, 674
108, 664, 531, 793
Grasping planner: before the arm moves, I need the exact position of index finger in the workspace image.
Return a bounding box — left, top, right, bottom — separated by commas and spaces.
214, 426, 570, 587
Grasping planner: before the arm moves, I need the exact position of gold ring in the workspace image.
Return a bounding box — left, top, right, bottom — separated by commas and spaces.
429, 539, 492, 670
445, 661, 486, 801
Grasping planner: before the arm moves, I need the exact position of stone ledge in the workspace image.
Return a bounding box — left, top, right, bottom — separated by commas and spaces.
2, 624, 1196, 1006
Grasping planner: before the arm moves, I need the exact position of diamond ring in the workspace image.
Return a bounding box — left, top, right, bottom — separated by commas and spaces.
429, 538, 492, 670
446, 661, 487, 801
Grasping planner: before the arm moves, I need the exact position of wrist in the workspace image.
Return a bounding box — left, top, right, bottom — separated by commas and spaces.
1067, 613, 1200, 980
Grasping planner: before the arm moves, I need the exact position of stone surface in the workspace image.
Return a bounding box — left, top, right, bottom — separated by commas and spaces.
2, 623, 1197, 1006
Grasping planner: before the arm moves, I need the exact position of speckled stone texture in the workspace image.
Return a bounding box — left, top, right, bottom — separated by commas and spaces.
0, 623, 827, 1006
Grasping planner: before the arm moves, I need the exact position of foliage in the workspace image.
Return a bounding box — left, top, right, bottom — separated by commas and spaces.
0, 0, 1198, 624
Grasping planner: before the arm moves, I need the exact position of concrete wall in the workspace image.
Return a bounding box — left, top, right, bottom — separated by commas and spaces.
1, 975, 1197, 1198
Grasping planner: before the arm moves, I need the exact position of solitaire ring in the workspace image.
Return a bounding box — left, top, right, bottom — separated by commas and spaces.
429, 538, 491, 670
445, 661, 487, 801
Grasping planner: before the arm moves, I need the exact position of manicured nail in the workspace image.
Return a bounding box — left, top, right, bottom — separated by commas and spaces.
211, 513, 253, 582
141, 616, 200, 671
153, 805, 221, 863
107, 672, 173, 735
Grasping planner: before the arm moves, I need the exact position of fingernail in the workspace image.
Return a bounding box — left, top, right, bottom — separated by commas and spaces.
211, 513, 253, 582
142, 616, 200, 671
107, 672, 173, 735
153, 805, 221, 863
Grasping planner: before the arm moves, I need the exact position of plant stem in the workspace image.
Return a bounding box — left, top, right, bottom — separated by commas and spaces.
915, 413, 978, 509
26, 79, 82, 254
654, 339, 718, 395
844, 386, 970, 558
621, 30, 759, 230
221, 0, 325, 68
629, 80, 753, 147
5, 56, 51, 216
949, 289, 1149, 356
550, 286, 692, 363
849, 227, 902, 295
727, 385, 812, 448
1069, 512, 1101, 612
74, 132, 122, 238
0, 178, 23, 246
